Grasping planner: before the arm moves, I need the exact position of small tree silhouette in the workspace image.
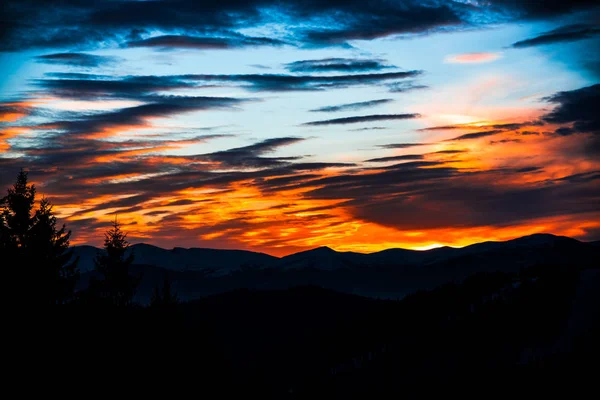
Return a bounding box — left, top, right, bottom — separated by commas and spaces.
93, 217, 139, 307
1, 169, 78, 304
150, 275, 179, 309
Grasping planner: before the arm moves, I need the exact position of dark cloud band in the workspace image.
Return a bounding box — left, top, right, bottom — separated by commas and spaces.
303, 113, 420, 126
285, 58, 392, 73
34, 52, 118, 67
310, 99, 393, 113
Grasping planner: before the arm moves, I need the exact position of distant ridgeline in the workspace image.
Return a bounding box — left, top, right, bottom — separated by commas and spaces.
72, 233, 600, 303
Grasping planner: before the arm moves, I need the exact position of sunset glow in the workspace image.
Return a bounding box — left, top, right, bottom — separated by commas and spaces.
1, 0, 599, 255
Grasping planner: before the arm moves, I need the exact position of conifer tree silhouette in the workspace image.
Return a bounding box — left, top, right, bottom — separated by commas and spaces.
1, 169, 35, 253
93, 217, 139, 307
29, 198, 79, 304
1, 169, 78, 304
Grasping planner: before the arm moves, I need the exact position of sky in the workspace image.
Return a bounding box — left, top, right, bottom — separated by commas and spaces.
1, 0, 599, 255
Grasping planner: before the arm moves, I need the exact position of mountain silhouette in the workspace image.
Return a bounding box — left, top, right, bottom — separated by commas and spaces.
72, 233, 599, 303
73, 243, 277, 274
277, 246, 368, 271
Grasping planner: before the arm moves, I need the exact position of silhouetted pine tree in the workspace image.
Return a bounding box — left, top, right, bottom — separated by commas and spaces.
1, 169, 35, 254
93, 218, 139, 307
0, 169, 79, 304
29, 198, 79, 304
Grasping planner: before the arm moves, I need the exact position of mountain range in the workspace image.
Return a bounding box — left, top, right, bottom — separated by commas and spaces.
73, 233, 600, 303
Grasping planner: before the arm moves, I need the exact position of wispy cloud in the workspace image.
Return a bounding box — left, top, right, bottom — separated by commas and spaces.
444, 52, 502, 64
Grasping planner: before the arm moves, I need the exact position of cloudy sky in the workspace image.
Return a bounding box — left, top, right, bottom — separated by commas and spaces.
1, 0, 599, 255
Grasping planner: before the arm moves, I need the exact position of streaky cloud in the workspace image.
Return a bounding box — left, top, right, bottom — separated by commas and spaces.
511, 24, 600, 48
349, 127, 389, 131
431, 149, 467, 154
32, 96, 249, 139
285, 58, 392, 73
419, 122, 539, 132
34, 52, 118, 67
377, 143, 428, 149
310, 99, 393, 113
303, 113, 420, 126
126, 34, 287, 49
193, 137, 307, 169
490, 138, 522, 144
365, 154, 425, 163
35, 75, 199, 99
515, 166, 543, 173
447, 130, 504, 141
36, 71, 424, 97
183, 71, 423, 92
387, 81, 429, 93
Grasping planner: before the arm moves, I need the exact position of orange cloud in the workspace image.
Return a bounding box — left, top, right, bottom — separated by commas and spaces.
0, 99, 55, 151
66, 177, 600, 256
4, 84, 598, 258
49, 118, 600, 256
0, 127, 30, 151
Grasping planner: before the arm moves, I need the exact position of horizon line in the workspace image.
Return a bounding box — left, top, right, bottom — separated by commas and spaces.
71, 232, 587, 258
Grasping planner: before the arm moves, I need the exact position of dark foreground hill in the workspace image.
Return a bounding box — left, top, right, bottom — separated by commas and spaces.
74, 233, 600, 303
45, 260, 600, 398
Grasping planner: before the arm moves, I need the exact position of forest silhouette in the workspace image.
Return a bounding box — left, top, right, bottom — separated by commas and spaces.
2, 170, 599, 397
